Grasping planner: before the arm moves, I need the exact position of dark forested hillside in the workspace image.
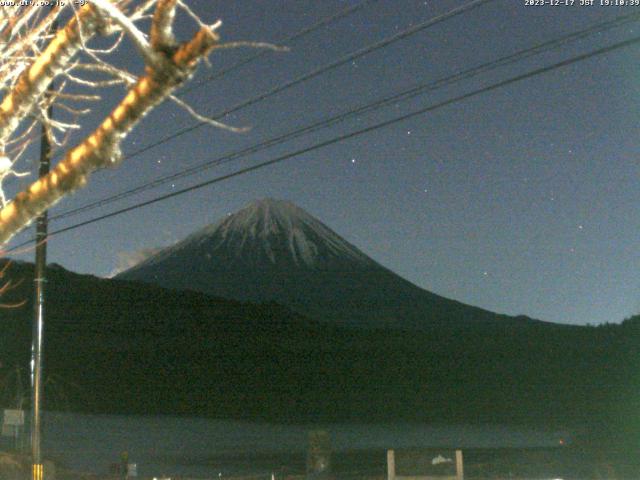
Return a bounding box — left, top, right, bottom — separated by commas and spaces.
0, 260, 637, 443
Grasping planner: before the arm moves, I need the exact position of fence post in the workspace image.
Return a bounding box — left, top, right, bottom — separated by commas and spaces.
387, 449, 395, 480
455, 450, 463, 480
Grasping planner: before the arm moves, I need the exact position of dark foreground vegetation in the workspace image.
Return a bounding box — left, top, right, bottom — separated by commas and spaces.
0, 260, 638, 450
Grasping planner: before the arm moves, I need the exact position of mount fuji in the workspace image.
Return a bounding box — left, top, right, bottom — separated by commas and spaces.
117, 198, 537, 329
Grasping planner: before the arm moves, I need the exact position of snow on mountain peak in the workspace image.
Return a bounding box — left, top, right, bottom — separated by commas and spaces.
208, 198, 373, 267
134, 199, 375, 271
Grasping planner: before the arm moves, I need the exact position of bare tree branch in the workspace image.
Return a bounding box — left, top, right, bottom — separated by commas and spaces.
0, 4, 104, 150
0, 3, 221, 244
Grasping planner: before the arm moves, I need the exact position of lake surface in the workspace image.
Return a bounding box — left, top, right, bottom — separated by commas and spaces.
4, 412, 569, 478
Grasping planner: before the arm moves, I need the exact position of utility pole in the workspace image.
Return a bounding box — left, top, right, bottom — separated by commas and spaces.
31, 17, 55, 475
31, 100, 51, 480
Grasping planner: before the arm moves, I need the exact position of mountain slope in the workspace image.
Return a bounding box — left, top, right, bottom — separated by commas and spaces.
118, 198, 541, 330
0, 260, 637, 428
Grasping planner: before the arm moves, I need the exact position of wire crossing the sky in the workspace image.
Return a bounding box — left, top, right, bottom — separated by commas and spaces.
178, 0, 382, 97
50, 10, 640, 222
9, 32, 640, 252
94, 0, 497, 164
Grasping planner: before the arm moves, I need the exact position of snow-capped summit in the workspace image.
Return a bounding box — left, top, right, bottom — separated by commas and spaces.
193, 198, 373, 267
118, 199, 527, 329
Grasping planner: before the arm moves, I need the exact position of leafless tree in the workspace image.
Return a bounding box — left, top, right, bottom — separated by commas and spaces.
0, 0, 261, 245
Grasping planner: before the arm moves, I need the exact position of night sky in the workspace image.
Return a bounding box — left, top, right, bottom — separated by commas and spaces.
6, 0, 640, 326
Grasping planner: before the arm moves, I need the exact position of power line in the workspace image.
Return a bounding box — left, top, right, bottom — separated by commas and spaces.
178, 0, 382, 97
93, 0, 496, 163
9, 33, 640, 252
51, 10, 640, 222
